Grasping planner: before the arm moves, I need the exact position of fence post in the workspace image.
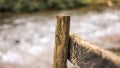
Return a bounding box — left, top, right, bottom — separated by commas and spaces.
52, 15, 70, 68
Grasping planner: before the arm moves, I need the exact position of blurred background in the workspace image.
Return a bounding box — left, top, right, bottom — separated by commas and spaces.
0, 0, 120, 68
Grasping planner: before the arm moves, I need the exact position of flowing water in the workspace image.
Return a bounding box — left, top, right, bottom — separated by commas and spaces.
0, 8, 120, 68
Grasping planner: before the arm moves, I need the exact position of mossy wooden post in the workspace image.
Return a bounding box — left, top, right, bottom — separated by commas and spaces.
53, 15, 70, 68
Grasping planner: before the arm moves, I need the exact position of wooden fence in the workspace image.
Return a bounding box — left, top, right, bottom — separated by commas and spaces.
52, 15, 120, 68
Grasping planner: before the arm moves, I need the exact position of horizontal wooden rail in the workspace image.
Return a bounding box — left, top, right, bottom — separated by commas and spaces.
68, 34, 120, 68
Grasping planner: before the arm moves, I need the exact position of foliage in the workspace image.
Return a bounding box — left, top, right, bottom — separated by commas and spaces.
0, 0, 119, 13
0, 0, 90, 12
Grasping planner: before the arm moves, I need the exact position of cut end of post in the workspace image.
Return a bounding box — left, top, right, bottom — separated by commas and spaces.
57, 14, 70, 18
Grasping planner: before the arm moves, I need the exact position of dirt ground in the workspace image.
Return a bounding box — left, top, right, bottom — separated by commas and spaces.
0, 8, 120, 68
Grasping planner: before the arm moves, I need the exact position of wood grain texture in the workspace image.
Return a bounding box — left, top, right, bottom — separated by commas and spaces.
53, 15, 70, 68
68, 34, 120, 68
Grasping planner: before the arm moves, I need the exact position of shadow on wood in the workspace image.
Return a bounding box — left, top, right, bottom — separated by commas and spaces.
68, 34, 120, 68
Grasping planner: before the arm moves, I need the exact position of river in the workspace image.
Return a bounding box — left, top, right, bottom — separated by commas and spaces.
0, 8, 120, 68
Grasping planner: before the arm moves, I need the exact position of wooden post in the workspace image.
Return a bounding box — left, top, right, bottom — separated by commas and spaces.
53, 15, 70, 68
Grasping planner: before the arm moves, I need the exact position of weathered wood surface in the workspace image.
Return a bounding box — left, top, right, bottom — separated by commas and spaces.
68, 34, 120, 68
53, 15, 70, 68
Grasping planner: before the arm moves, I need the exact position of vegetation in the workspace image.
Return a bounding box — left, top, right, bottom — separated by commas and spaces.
0, 0, 120, 13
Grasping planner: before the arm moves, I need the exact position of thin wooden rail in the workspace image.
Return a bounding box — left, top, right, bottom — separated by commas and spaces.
68, 34, 120, 68
52, 15, 70, 68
